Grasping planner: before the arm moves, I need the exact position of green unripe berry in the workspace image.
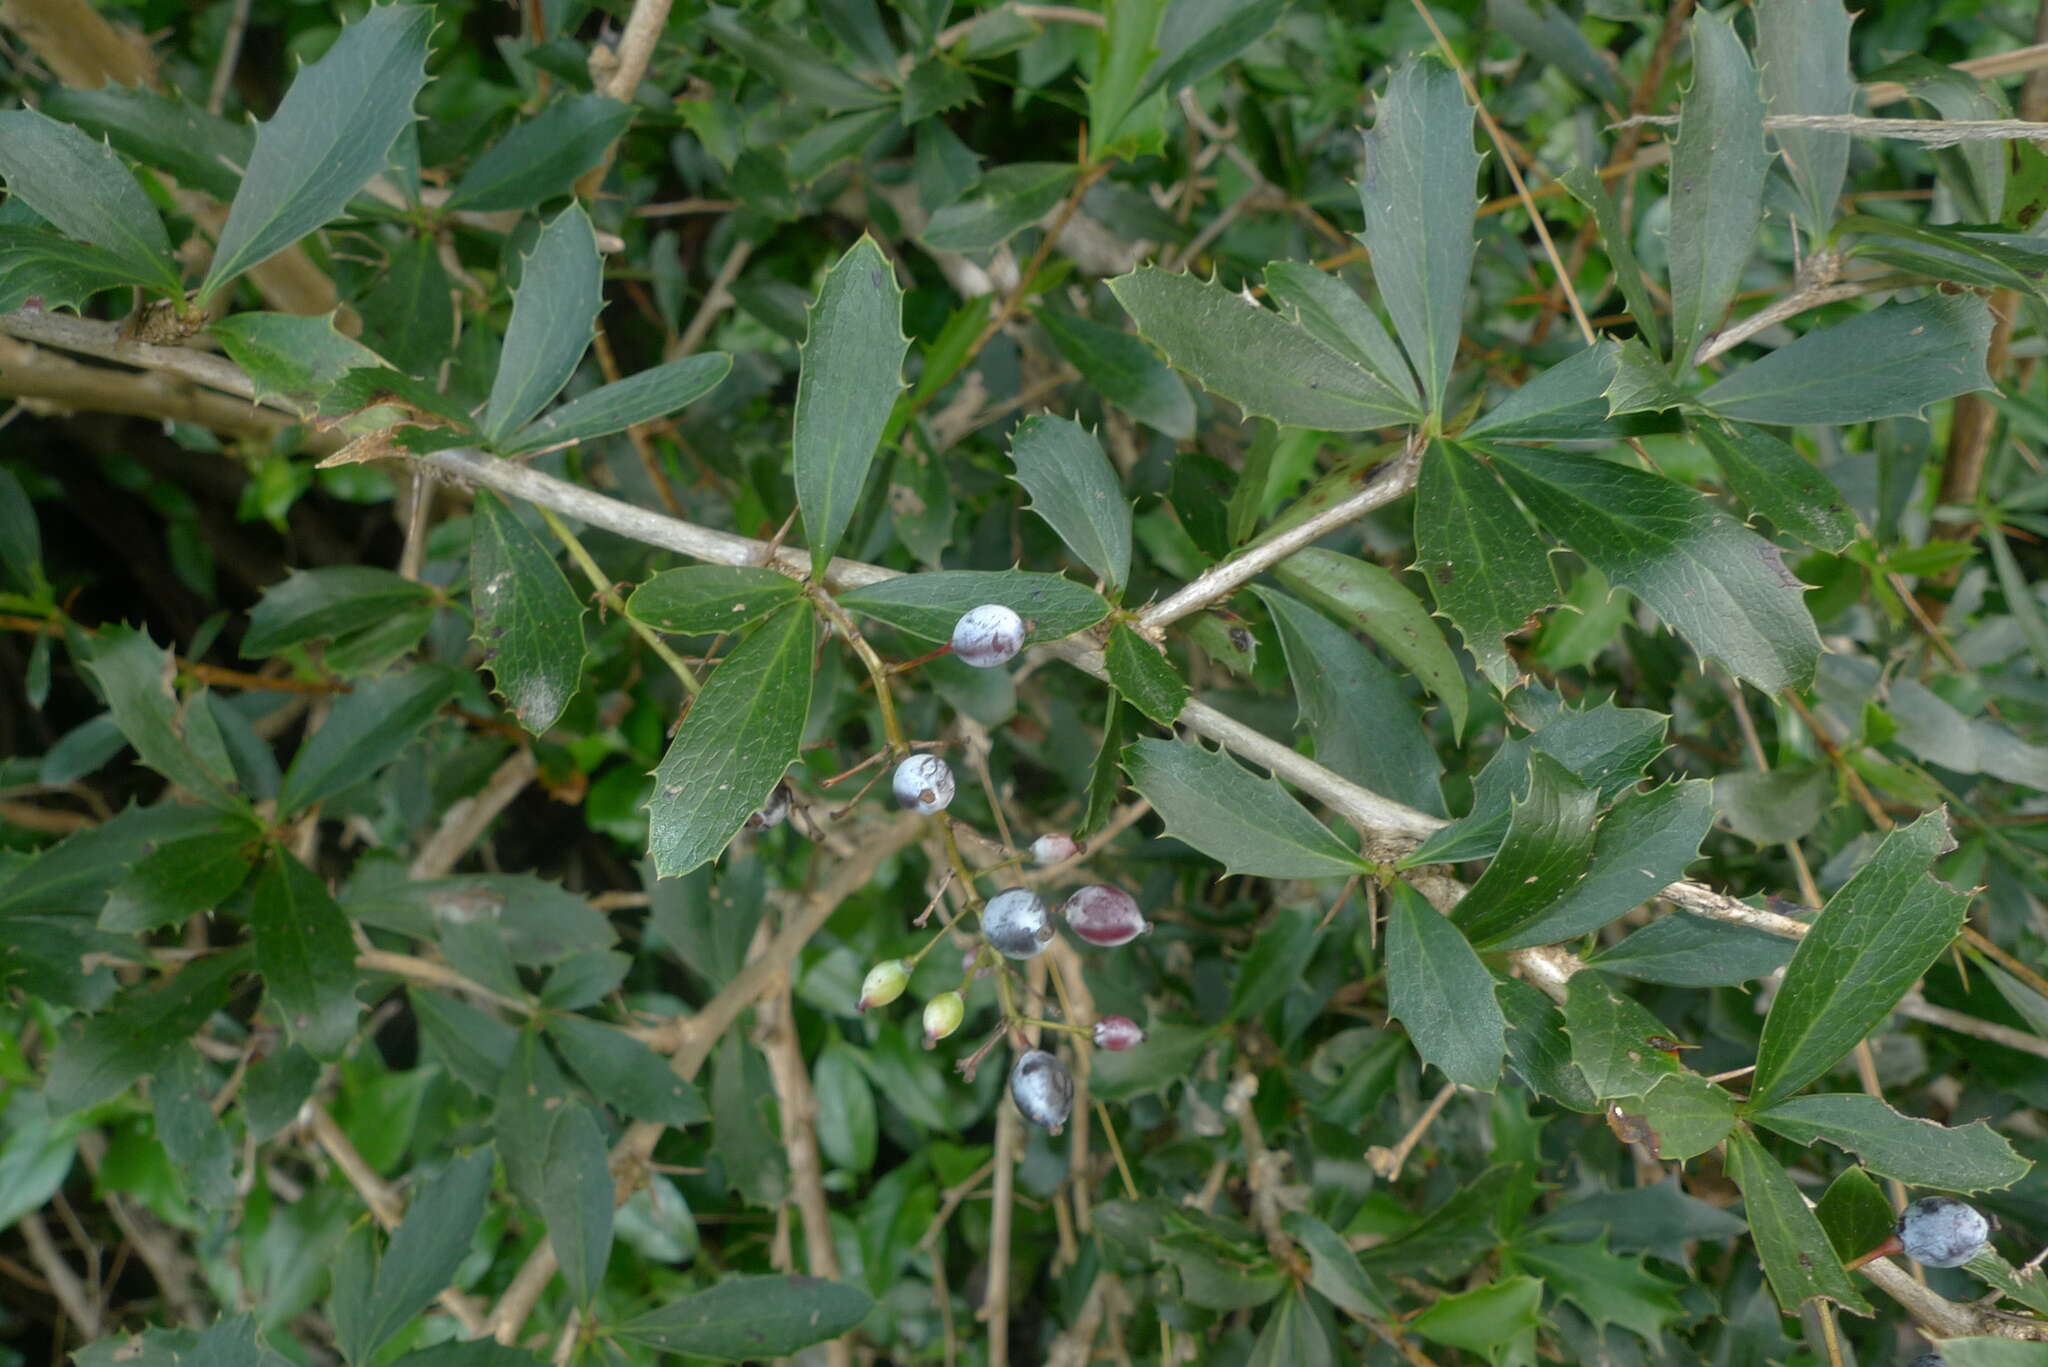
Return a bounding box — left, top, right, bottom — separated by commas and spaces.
922, 991, 965, 1047
858, 959, 910, 1013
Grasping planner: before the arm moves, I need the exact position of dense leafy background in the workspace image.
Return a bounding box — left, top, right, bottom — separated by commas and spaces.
5, 0, 2048, 1364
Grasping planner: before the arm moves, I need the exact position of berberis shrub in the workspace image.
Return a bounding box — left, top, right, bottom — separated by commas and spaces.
5, 0, 2048, 1362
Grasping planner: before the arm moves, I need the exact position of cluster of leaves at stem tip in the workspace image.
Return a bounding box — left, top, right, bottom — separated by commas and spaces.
6, 0, 2048, 1362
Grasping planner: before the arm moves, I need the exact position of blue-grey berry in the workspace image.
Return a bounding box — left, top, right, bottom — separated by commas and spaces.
982, 888, 1054, 960
1009, 1048, 1074, 1133
892, 754, 955, 813
952, 604, 1026, 667
1897, 1195, 1992, 1268
1907, 1355, 1944, 1367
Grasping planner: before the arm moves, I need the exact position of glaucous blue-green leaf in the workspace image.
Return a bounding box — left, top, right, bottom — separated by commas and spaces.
1751, 810, 1968, 1110
360, 235, 455, 378
249, 848, 360, 1060
0, 227, 173, 313
1256, 587, 1444, 817
699, 7, 894, 113
1037, 310, 1194, 439
1464, 341, 1676, 443
1509, 1238, 1685, 1344
1587, 909, 1797, 987
101, 825, 262, 933
212, 313, 388, 419
1008, 415, 1133, 596
470, 491, 585, 734
793, 235, 908, 574
445, 95, 633, 212
1385, 883, 1505, 1091
500, 354, 732, 456
647, 603, 815, 877
922, 162, 1076, 252
83, 627, 242, 811
1698, 293, 1994, 424
1413, 441, 1554, 691
1138, 0, 1290, 107
1562, 971, 1680, 1102
1725, 1127, 1871, 1314
1487, 0, 1628, 105
1108, 267, 1422, 429
1410, 1277, 1541, 1359
337, 1148, 495, 1365
1273, 547, 1468, 739
152, 1050, 236, 1204
1752, 1094, 2029, 1193
628, 566, 805, 637
243, 566, 436, 656
1606, 335, 1690, 415
1103, 623, 1187, 725
1260, 260, 1420, 406
0, 109, 178, 291
1694, 418, 1856, 552
1452, 753, 1599, 947
1360, 60, 1481, 415
545, 1014, 707, 1128
44, 949, 249, 1115
1559, 165, 1664, 359
1496, 780, 1715, 950
278, 666, 460, 814
41, 86, 252, 203
617, 1275, 873, 1359
540, 1102, 614, 1306
836, 570, 1109, 644
1489, 445, 1821, 690
201, 5, 433, 298
1666, 7, 1769, 369
482, 205, 602, 445
1123, 738, 1375, 880
1756, 0, 1855, 238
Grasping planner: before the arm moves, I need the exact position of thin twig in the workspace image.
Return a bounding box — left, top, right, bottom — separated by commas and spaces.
19, 1212, 101, 1340
205, 0, 252, 114
409, 748, 539, 880
755, 974, 853, 1367
1366, 1081, 1457, 1182
1618, 111, 2048, 145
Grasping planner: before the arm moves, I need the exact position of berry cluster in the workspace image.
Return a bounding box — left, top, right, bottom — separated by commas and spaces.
854, 605, 1153, 1133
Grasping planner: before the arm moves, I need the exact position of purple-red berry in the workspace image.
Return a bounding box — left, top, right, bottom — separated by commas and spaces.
1092, 1016, 1145, 1051
922, 991, 964, 1048
1009, 1048, 1074, 1133
893, 754, 955, 813
1897, 1196, 1992, 1268
982, 888, 1054, 960
952, 604, 1026, 668
1062, 884, 1150, 947
1029, 833, 1080, 865
858, 960, 910, 1013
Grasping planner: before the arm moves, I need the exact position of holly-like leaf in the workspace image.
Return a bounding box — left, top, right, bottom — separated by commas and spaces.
499, 354, 732, 457
1489, 444, 1822, 690
1409, 1276, 1542, 1360
1587, 910, 1798, 987
1500, 979, 1601, 1113
1273, 547, 1468, 739
243, 566, 436, 658
1414, 442, 1554, 692
1454, 753, 1600, 948
1256, 587, 1444, 817
44, 949, 249, 1115
628, 566, 805, 637
151, 1049, 238, 1206
1513, 1238, 1685, 1345
922, 162, 1077, 252
835, 570, 1109, 644
1725, 1126, 1872, 1314
1562, 971, 1681, 1101
1751, 810, 1969, 1110
250, 848, 361, 1060
1559, 165, 1664, 359
1629, 1071, 1737, 1162
545, 1014, 707, 1128
83, 627, 242, 811
1123, 738, 1375, 880
1008, 415, 1133, 596
201, 5, 433, 298
1495, 780, 1714, 950
1386, 883, 1506, 1091
1281, 1211, 1392, 1318
278, 666, 461, 814
1360, 59, 1482, 415
470, 491, 585, 734
793, 236, 908, 574
1666, 7, 1770, 368
212, 313, 388, 420
1694, 418, 1857, 552
0, 109, 178, 292
1108, 267, 1422, 430
1751, 1094, 2030, 1193
445, 95, 634, 212
101, 825, 263, 933
1261, 261, 1420, 406
1698, 293, 1994, 424
1103, 624, 1187, 725
1756, 0, 1856, 240
337, 1148, 495, 1365
0, 227, 172, 313
647, 604, 815, 878
540, 1102, 614, 1306
482, 205, 602, 445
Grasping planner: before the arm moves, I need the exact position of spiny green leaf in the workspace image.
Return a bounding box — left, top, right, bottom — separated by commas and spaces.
445, 95, 633, 212
1757, 0, 1857, 239
1260, 260, 1420, 405
628, 566, 805, 637
1385, 882, 1506, 1091
211, 313, 387, 420
1413, 441, 1554, 692
835, 570, 1109, 645
1103, 623, 1187, 725
1037, 310, 1194, 439
793, 236, 908, 574
1562, 971, 1681, 1102
0, 109, 178, 291
1751, 1093, 2029, 1193
278, 666, 460, 814
1008, 416, 1133, 596
1454, 753, 1599, 948
500, 354, 732, 456
1694, 418, 1857, 552
249, 848, 361, 1060
469, 491, 586, 734
1495, 780, 1714, 950
83, 627, 242, 811
1123, 738, 1374, 880
1272, 547, 1467, 740
1725, 1126, 1872, 1315
1667, 7, 1770, 369
482, 205, 602, 445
